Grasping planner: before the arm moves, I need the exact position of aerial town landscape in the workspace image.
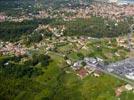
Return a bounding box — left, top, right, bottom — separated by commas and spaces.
0, 0, 134, 100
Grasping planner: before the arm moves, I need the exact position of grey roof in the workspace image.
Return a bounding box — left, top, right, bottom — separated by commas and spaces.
106, 58, 134, 80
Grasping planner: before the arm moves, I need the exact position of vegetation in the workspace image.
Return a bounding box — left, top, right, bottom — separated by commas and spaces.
64, 17, 129, 38
0, 1, 133, 99
0, 17, 130, 43
0, 53, 53, 99
0, 18, 54, 42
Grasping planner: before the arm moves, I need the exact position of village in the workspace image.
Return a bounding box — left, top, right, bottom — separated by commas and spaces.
0, 0, 134, 99
0, 42, 26, 56
0, 27, 134, 81
61, 1, 134, 21
0, 34, 134, 97
0, 1, 134, 23
70, 56, 134, 97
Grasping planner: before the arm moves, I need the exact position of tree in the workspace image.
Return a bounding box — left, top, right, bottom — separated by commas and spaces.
77, 53, 84, 60
38, 54, 51, 67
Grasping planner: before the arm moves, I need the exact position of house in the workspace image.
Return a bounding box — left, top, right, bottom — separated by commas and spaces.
72, 60, 83, 70
93, 73, 100, 77
115, 86, 124, 97
125, 72, 134, 80
84, 57, 98, 67
125, 84, 133, 91
85, 66, 96, 74
66, 60, 72, 65
93, 70, 102, 77
115, 84, 133, 97
76, 68, 89, 79
84, 57, 97, 64
96, 57, 104, 62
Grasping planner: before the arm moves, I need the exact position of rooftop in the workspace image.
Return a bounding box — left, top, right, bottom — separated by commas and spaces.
107, 58, 134, 80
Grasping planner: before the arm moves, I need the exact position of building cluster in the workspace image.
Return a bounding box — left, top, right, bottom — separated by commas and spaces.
31, 36, 90, 53
35, 24, 66, 37
5, 1, 132, 22
95, 0, 118, 3
107, 58, 134, 80
1, 1, 133, 22
116, 37, 128, 48
89, 2, 134, 21
33, 10, 49, 19
0, 13, 6, 22
0, 10, 49, 22
0, 42, 26, 56
61, 2, 134, 21
70, 57, 104, 78
6, 15, 33, 22
115, 84, 133, 97
116, 36, 134, 50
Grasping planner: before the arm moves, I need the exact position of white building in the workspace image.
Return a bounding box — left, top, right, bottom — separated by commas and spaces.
109, 0, 118, 3
125, 73, 134, 80
95, 0, 118, 3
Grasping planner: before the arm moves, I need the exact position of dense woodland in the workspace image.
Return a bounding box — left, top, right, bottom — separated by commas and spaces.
0, 18, 54, 42
63, 17, 129, 37
0, 53, 52, 99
